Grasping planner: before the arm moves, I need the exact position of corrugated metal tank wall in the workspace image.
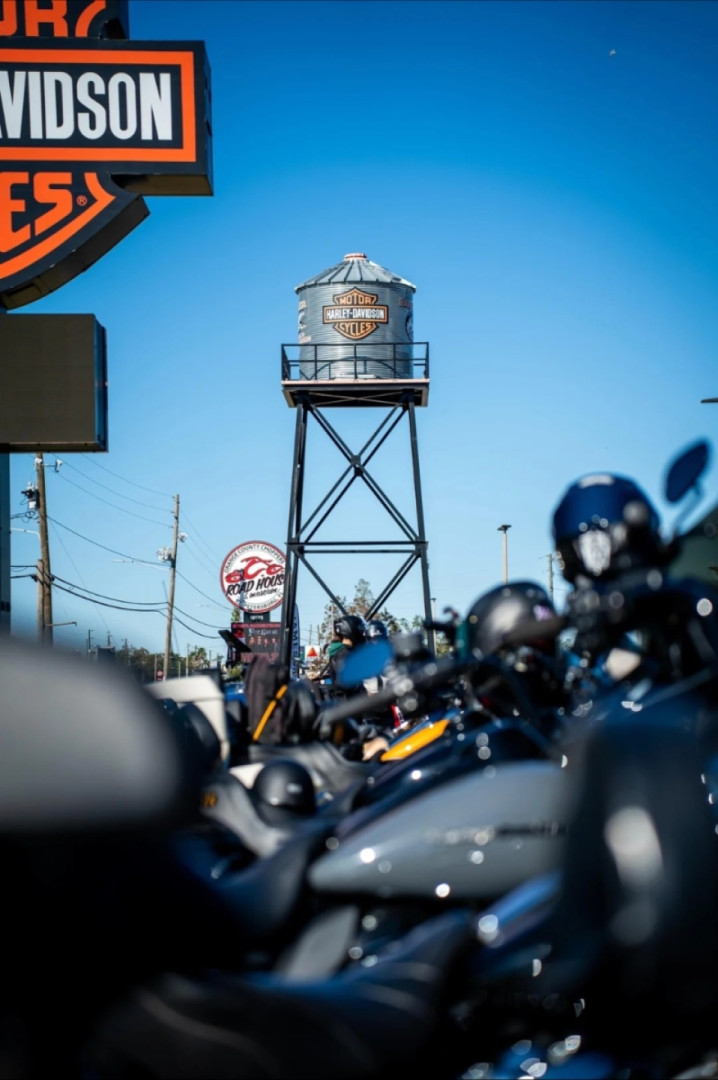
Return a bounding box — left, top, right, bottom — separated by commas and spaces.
296, 253, 416, 379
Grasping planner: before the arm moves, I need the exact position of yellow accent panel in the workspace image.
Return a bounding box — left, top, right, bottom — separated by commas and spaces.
380, 718, 450, 761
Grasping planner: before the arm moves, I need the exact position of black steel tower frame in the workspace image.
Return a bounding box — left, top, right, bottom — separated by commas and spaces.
278, 343, 433, 666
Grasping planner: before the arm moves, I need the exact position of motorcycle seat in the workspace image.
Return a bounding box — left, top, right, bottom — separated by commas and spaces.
83, 906, 477, 1079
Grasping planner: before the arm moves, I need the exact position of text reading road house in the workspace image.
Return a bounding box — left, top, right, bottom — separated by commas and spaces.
0, 0, 212, 310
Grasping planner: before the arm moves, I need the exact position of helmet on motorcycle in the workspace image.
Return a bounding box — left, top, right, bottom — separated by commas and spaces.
365, 619, 389, 641
251, 758, 315, 825
552, 473, 662, 584
458, 581, 557, 660
333, 613, 367, 645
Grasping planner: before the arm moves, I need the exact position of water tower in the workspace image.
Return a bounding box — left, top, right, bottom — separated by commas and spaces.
278, 253, 433, 665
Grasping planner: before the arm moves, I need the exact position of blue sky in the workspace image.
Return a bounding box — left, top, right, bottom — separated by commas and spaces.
7, 0, 718, 658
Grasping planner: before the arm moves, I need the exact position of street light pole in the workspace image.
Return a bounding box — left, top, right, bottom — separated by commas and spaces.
497, 524, 511, 584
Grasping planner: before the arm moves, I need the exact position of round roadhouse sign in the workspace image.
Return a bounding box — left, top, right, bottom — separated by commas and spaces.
220, 541, 286, 614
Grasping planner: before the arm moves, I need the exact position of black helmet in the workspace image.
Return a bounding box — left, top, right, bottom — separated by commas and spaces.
458, 581, 557, 660
333, 613, 367, 645
366, 619, 389, 641
251, 758, 315, 824
552, 473, 662, 584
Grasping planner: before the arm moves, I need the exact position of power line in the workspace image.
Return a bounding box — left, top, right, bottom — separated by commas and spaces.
48, 517, 228, 617
51, 579, 223, 640
51, 580, 166, 614
171, 612, 224, 641
172, 602, 230, 629
51, 574, 165, 607
47, 516, 161, 565
181, 509, 226, 564
21, 479, 227, 645
175, 567, 228, 609
58, 459, 172, 511
181, 535, 223, 579
49, 519, 114, 641
79, 454, 173, 498
55, 472, 171, 527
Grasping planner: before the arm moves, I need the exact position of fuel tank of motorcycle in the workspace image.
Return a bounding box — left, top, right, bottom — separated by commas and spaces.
354, 718, 551, 811
308, 759, 573, 901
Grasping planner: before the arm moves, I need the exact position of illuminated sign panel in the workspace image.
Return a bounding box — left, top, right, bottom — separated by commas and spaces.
0, 0, 212, 310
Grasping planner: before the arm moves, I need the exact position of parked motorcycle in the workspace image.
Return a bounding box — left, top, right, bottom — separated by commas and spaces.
457, 436, 718, 1077
8, 440, 717, 1080
173, 582, 574, 874
167, 605, 575, 981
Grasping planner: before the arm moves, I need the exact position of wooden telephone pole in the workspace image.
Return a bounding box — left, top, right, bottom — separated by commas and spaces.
163, 494, 180, 679
35, 453, 53, 644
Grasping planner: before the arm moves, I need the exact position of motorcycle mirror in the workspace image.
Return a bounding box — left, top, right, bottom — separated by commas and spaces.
664, 439, 710, 503
336, 638, 393, 686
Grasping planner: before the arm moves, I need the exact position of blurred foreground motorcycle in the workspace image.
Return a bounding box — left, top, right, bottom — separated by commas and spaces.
3, 437, 717, 1079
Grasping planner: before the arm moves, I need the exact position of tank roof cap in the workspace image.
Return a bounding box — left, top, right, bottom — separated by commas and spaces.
343, 252, 367, 260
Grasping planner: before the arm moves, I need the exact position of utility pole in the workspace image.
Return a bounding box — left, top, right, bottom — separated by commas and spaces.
35, 453, 53, 644
163, 494, 180, 680
36, 558, 44, 642
497, 524, 511, 584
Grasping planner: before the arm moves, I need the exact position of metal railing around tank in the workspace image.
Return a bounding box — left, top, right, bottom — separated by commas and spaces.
281, 342, 429, 382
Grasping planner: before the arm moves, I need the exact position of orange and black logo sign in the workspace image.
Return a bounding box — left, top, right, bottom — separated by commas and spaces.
0, 0, 212, 310
323, 286, 388, 341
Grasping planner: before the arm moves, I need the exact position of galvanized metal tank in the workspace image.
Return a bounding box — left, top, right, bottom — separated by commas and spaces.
296, 253, 416, 380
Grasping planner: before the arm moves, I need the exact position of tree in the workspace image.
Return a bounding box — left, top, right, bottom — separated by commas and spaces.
317, 580, 446, 654
112, 642, 215, 683
189, 646, 208, 670
114, 644, 158, 684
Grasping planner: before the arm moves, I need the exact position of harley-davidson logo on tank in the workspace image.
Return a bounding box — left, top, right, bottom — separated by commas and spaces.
220, 541, 286, 613
322, 286, 388, 341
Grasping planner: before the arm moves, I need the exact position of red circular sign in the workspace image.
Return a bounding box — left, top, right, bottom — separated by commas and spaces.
220, 540, 286, 613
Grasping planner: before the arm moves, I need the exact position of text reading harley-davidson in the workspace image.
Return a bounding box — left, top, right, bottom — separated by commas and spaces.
0, 49, 196, 159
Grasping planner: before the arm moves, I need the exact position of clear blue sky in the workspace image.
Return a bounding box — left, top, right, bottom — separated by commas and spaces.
8, 0, 718, 658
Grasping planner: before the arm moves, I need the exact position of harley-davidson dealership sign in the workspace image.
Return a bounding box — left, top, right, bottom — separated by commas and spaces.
220, 541, 286, 615
0, 0, 212, 309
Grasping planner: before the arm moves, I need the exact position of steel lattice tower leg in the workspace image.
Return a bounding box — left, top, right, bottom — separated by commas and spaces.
279, 391, 433, 667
